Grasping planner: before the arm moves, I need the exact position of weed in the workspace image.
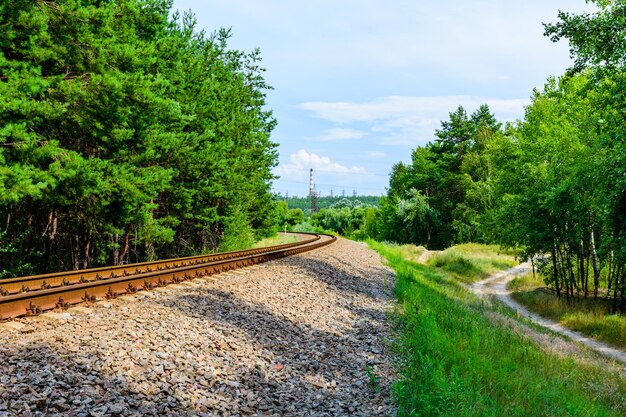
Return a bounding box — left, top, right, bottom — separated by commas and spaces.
365, 365, 381, 393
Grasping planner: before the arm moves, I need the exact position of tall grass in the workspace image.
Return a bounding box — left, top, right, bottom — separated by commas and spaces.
252, 233, 298, 248
510, 273, 626, 349
427, 243, 517, 283
384, 244, 426, 263
370, 240, 626, 416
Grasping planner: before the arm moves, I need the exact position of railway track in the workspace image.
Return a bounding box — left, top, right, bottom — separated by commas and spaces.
0, 232, 336, 320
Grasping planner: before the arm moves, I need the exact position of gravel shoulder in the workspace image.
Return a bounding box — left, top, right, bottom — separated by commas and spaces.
0, 238, 395, 417
470, 264, 626, 367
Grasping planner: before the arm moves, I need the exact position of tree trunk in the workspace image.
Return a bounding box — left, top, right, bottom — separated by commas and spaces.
557, 245, 571, 301
579, 239, 586, 298
42, 210, 57, 272
620, 272, 626, 314
72, 234, 80, 270
566, 251, 577, 298
551, 241, 561, 298
584, 253, 590, 299
612, 264, 622, 314
82, 232, 91, 269
145, 241, 156, 262
118, 225, 131, 265
112, 235, 119, 266
607, 250, 614, 299
590, 229, 600, 299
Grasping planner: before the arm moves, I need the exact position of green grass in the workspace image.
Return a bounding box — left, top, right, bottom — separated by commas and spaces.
251, 233, 299, 248
510, 273, 626, 350
369, 240, 626, 417
427, 243, 517, 283
386, 244, 427, 263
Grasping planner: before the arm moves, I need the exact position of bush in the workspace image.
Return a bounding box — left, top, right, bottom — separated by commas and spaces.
219, 208, 255, 252
292, 221, 316, 233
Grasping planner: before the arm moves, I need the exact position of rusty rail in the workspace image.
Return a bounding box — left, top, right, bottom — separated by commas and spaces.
0, 232, 336, 320
0, 233, 319, 296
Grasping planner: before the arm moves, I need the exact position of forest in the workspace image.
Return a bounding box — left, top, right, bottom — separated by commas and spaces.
0, 0, 278, 277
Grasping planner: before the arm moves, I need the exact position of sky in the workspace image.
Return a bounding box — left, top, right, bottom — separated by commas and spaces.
172, 0, 595, 197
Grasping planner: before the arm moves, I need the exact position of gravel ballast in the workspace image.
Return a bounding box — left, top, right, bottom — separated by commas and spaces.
0, 238, 395, 416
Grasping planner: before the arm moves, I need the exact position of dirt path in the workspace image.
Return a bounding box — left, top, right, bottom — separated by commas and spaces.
470, 263, 626, 366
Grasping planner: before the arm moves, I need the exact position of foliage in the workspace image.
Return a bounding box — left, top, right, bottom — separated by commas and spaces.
371, 240, 626, 416
291, 221, 316, 233
282, 195, 381, 213
286, 208, 305, 226
381, 105, 502, 248
0, 0, 277, 275
274, 197, 382, 240
217, 205, 256, 252
312, 206, 363, 236
544, 0, 626, 73
486, 8, 626, 311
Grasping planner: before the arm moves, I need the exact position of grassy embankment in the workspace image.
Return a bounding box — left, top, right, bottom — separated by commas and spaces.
252, 233, 299, 248
426, 243, 517, 283
370, 241, 626, 416
509, 273, 626, 349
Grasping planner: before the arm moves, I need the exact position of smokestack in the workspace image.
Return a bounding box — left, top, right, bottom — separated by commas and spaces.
309, 169, 318, 213
309, 168, 314, 197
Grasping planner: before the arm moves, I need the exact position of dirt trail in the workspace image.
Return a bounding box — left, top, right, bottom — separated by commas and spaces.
470, 263, 626, 366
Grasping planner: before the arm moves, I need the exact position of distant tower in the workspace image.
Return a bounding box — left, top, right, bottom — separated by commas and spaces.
309, 169, 318, 213
353, 188, 357, 197
342, 188, 345, 197
330, 188, 334, 198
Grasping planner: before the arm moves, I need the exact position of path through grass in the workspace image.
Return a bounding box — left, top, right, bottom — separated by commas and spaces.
510, 273, 626, 350
370, 241, 626, 416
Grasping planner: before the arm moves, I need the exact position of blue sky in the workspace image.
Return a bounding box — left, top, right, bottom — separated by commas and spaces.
172, 1, 594, 197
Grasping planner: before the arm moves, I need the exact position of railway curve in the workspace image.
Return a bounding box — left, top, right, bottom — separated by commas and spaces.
0, 232, 336, 320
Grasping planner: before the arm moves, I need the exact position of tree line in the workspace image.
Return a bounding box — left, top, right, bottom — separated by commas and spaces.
282, 195, 380, 213
0, 0, 278, 277
277, 197, 378, 239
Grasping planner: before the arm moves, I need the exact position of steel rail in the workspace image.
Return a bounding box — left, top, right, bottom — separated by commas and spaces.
0, 233, 319, 296
0, 233, 336, 320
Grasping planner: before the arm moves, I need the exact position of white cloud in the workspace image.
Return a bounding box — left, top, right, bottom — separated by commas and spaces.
275, 149, 367, 180
301, 95, 528, 124
300, 95, 529, 146
319, 128, 369, 141
367, 151, 386, 158
273, 149, 384, 196
180, 0, 595, 91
